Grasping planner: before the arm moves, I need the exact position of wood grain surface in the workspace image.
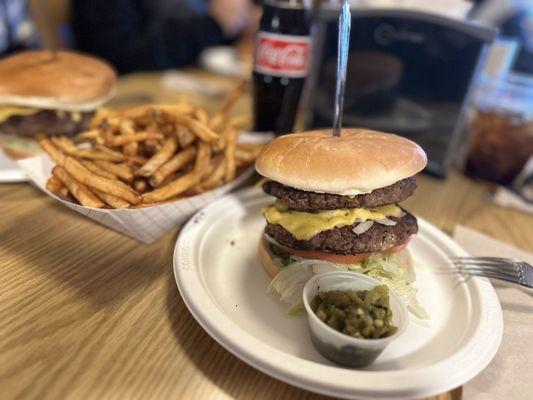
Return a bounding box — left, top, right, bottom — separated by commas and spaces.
1, 72, 532, 400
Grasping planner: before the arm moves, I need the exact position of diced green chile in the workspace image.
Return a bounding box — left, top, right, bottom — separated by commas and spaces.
310, 285, 397, 339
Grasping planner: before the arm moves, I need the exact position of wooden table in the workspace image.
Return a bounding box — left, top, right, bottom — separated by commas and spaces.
1, 72, 532, 400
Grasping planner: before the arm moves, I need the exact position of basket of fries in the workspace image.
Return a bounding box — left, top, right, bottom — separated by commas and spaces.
18, 87, 266, 243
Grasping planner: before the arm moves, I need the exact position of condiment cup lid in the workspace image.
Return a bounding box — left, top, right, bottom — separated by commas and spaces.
302, 271, 409, 349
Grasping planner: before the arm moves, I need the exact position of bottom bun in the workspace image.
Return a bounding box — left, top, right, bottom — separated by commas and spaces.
258, 235, 283, 279
0, 134, 43, 159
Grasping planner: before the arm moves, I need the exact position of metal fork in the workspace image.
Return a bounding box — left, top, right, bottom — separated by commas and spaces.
451, 257, 533, 289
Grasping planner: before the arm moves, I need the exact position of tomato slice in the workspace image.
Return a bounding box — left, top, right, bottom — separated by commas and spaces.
276, 242, 369, 264
385, 237, 411, 254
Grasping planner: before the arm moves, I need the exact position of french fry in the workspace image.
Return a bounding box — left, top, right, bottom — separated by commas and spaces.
208, 112, 225, 132
52, 136, 85, 154
123, 141, 138, 157
207, 81, 248, 135
105, 131, 163, 146
73, 129, 101, 143
103, 117, 122, 129
52, 166, 105, 208
176, 126, 196, 148
126, 155, 148, 166
52, 137, 125, 162
80, 159, 117, 180
142, 143, 210, 202
183, 184, 204, 196
46, 175, 66, 196
158, 171, 183, 188
133, 178, 149, 194
119, 119, 136, 136
39, 139, 66, 165
213, 125, 229, 152
128, 196, 184, 208
229, 115, 251, 130
58, 186, 69, 198
149, 146, 196, 187
63, 156, 141, 204
161, 122, 175, 136
89, 109, 111, 128
99, 119, 118, 144
45, 175, 69, 198
165, 103, 196, 113
137, 136, 178, 177
51, 136, 80, 150
203, 158, 216, 178
94, 144, 128, 162
218, 80, 249, 114
200, 157, 226, 190
183, 142, 215, 194
224, 128, 238, 182
93, 160, 134, 182
195, 108, 209, 125
92, 189, 130, 209
120, 119, 139, 156
194, 142, 212, 176
170, 114, 219, 142
142, 170, 201, 203
143, 138, 163, 156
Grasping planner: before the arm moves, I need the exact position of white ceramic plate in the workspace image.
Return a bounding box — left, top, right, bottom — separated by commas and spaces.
174, 188, 503, 399
199, 46, 250, 78
0, 148, 26, 182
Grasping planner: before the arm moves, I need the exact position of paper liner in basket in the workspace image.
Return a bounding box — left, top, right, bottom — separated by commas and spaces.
18, 156, 254, 244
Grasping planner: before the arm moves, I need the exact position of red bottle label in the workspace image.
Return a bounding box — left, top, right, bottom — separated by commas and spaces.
254, 32, 311, 78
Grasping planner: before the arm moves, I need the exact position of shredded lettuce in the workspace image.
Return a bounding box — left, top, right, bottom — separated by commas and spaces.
280, 255, 298, 268
267, 262, 314, 314
267, 250, 429, 319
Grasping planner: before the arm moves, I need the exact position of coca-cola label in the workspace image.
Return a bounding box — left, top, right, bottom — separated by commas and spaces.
254, 32, 311, 78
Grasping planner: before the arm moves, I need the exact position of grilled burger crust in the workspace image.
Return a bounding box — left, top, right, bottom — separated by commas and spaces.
265, 211, 418, 255
263, 178, 417, 211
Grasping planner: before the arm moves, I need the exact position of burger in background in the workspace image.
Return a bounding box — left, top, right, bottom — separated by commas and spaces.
0, 50, 116, 159
255, 129, 429, 318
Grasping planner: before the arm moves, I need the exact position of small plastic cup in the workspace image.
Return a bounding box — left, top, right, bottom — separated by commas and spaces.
302, 271, 408, 368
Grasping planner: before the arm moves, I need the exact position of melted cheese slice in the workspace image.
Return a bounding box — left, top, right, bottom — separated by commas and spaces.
0, 106, 41, 123
264, 202, 404, 240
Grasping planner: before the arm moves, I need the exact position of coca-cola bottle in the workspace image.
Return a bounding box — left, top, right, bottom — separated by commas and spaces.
253, 0, 312, 134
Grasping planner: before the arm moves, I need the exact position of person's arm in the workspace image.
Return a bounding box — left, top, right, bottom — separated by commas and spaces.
71, 0, 228, 73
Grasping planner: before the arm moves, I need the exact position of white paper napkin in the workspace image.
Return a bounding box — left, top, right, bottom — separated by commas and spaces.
493, 187, 533, 215
453, 225, 533, 400
493, 157, 533, 215
18, 156, 253, 244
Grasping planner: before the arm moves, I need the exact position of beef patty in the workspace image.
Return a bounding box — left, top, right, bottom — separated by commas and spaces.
263, 178, 417, 210
265, 212, 417, 255
0, 110, 93, 138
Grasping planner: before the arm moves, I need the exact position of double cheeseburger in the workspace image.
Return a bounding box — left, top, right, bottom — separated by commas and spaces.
256, 129, 428, 316
0, 50, 116, 159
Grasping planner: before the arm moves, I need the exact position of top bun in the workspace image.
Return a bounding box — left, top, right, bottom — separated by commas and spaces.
255, 129, 427, 195
0, 50, 116, 111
